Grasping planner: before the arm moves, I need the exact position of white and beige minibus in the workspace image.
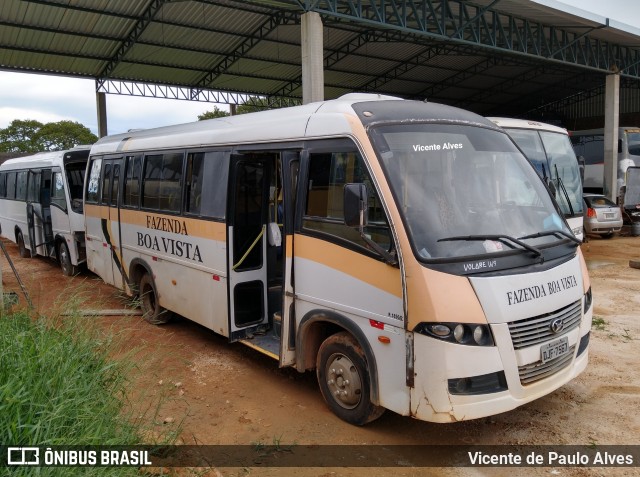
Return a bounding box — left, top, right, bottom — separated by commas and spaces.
0, 146, 90, 275
489, 118, 585, 241
84, 94, 592, 425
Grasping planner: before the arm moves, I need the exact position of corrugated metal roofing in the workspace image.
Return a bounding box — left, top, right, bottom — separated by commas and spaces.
1, 0, 640, 123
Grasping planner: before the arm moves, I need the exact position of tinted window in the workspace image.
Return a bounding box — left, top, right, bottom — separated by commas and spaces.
124, 156, 142, 208
111, 163, 120, 207
0, 173, 6, 198
16, 171, 28, 201
6, 172, 17, 199
581, 135, 604, 165
101, 162, 112, 204
142, 153, 183, 212
27, 171, 41, 203
185, 151, 229, 219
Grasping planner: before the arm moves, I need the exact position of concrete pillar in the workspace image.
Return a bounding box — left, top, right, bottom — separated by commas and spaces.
301, 11, 324, 104
230, 103, 237, 116
603, 73, 620, 202
96, 91, 108, 138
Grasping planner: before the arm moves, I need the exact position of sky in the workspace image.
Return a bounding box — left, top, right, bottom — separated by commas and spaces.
0, 0, 639, 137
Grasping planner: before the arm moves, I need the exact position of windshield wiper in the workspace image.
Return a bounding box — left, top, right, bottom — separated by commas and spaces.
554, 164, 575, 216
519, 230, 581, 245
437, 234, 542, 258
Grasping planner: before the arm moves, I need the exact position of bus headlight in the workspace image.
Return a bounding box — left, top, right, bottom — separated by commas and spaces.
415, 322, 495, 346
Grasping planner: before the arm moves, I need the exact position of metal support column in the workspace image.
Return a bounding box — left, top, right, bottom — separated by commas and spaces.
603, 73, 620, 202
96, 90, 108, 138
301, 11, 324, 104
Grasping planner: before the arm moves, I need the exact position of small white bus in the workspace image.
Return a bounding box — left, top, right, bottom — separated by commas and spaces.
489, 118, 585, 241
0, 146, 90, 275
84, 94, 592, 425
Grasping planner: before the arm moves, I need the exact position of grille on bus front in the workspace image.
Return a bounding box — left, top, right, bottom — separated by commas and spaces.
518, 345, 576, 385
507, 300, 582, 350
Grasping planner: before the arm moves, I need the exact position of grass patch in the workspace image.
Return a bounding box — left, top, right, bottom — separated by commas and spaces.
0, 311, 142, 476
591, 316, 607, 331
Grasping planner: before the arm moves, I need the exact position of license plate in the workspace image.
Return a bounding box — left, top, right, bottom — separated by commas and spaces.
540, 337, 569, 363
605, 213, 615, 219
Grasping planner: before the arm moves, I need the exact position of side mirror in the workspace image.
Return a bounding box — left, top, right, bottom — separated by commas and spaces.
344, 183, 368, 228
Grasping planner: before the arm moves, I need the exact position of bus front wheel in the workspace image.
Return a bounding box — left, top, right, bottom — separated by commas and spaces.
58, 241, 78, 276
316, 331, 384, 425
17, 231, 29, 258
139, 273, 172, 325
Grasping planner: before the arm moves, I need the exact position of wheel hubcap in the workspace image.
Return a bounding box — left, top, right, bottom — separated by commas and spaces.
325, 353, 362, 409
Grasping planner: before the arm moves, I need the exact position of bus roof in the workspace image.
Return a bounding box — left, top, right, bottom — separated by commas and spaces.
487, 117, 568, 135
0, 145, 91, 171
570, 127, 640, 135
90, 93, 498, 155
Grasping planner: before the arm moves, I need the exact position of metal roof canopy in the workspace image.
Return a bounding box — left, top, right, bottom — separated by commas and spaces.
1, 0, 640, 122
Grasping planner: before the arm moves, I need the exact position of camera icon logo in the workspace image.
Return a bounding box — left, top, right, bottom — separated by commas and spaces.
7, 447, 40, 465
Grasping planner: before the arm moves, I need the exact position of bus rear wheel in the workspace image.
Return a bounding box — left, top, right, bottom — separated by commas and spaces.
316, 331, 384, 426
58, 241, 78, 276
139, 273, 172, 325
17, 231, 29, 258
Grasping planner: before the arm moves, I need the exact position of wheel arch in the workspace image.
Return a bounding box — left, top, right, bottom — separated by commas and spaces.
128, 258, 153, 295
53, 234, 67, 260
296, 309, 380, 405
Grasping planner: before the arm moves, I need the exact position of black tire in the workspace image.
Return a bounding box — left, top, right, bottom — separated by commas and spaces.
139, 273, 172, 325
58, 241, 79, 276
316, 331, 384, 425
16, 231, 30, 258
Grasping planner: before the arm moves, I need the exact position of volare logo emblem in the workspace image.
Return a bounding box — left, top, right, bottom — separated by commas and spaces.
549, 318, 565, 334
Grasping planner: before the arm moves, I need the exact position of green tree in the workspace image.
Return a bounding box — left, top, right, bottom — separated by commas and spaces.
38, 120, 98, 151
197, 106, 230, 120
0, 119, 44, 153
0, 119, 97, 153
236, 96, 277, 114
197, 97, 282, 120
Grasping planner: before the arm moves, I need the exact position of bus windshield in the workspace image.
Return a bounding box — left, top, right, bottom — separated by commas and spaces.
370, 124, 571, 261
539, 131, 584, 218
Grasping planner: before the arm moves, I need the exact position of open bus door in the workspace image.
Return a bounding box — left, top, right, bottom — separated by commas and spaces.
227, 155, 271, 341
26, 169, 54, 258
278, 152, 299, 367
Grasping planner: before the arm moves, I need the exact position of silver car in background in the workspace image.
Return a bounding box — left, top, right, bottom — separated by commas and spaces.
583, 193, 623, 238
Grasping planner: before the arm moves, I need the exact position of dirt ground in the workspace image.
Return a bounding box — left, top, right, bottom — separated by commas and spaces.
1, 234, 639, 477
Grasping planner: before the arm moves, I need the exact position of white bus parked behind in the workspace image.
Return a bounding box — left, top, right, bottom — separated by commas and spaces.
0, 146, 90, 275
489, 118, 584, 241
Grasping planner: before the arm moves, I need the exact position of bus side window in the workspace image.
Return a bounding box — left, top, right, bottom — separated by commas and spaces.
124, 156, 142, 208
86, 158, 102, 204
110, 163, 120, 207
51, 172, 67, 212
303, 151, 391, 253
142, 153, 184, 213
0, 172, 6, 198
101, 162, 112, 205
16, 171, 28, 202
6, 172, 17, 200
185, 151, 229, 219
